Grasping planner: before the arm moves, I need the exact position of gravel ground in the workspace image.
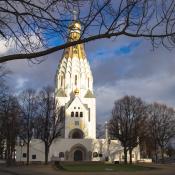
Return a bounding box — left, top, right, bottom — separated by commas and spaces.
0, 163, 175, 175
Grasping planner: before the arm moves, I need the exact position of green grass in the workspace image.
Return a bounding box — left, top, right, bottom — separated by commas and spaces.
56, 162, 155, 172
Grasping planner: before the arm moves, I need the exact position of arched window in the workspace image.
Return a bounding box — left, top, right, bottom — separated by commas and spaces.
93, 152, 98, 158
75, 75, 77, 86
61, 75, 64, 87
71, 112, 74, 117
80, 112, 83, 117
88, 77, 90, 88
69, 129, 84, 139
75, 112, 78, 117
59, 152, 64, 158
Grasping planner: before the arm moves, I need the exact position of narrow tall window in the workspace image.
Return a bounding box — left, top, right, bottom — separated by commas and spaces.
59, 152, 64, 158
61, 76, 64, 87
75, 75, 77, 86
88, 78, 90, 88
75, 112, 78, 117
80, 112, 83, 117
71, 112, 74, 117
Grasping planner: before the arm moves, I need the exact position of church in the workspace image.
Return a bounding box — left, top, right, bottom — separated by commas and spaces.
15, 19, 140, 162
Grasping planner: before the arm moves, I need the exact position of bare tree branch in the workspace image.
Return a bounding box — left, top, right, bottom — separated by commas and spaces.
0, 0, 174, 63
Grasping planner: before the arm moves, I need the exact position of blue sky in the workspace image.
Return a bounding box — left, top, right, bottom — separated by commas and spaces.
44, 31, 65, 47
115, 41, 141, 55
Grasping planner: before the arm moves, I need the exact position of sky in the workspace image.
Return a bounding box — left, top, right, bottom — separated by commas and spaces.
1, 34, 175, 124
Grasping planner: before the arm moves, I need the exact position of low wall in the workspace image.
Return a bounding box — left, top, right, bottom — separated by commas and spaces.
138, 159, 152, 163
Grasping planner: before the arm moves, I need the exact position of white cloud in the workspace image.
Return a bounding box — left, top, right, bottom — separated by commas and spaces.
0, 33, 43, 57
0, 39, 14, 55
16, 78, 28, 89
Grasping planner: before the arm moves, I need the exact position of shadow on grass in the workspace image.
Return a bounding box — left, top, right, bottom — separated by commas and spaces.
55, 162, 157, 172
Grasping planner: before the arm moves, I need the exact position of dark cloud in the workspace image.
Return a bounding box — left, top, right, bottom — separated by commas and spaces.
6, 51, 62, 92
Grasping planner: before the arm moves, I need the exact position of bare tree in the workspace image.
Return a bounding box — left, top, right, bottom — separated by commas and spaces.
139, 134, 155, 160
146, 104, 159, 162
0, 0, 175, 63
109, 95, 146, 164
19, 89, 38, 165
166, 144, 175, 157
0, 94, 21, 165
36, 86, 63, 164
0, 64, 11, 161
147, 103, 175, 163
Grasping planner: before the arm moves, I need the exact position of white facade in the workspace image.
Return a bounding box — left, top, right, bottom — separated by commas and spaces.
15, 138, 140, 162
15, 20, 141, 163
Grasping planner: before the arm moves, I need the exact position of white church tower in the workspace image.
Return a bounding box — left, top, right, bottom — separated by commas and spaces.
55, 19, 96, 139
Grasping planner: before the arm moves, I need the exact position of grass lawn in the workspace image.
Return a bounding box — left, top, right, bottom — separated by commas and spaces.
56, 162, 155, 172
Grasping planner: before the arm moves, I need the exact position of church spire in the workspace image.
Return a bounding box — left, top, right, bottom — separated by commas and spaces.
73, 9, 78, 21
69, 9, 81, 41
55, 9, 94, 98
62, 11, 86, 60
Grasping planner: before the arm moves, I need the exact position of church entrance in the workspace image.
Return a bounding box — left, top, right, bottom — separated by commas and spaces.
74, 150, 83, 161
69, 144, 88, 161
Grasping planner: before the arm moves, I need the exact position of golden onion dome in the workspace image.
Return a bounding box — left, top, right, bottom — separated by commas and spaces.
62, 19, 86, 60
74, 88, 80, 95
69, 21, 81, 31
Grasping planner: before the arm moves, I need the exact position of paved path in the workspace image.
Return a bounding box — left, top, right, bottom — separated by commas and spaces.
0, 164, 175, 175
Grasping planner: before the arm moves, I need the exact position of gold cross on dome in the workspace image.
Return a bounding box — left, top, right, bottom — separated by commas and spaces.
73, 9, 78, 20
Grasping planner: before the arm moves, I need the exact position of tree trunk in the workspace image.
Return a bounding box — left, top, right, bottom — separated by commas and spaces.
161, 146, 165, 164
6, 128, 12, 166
27, 113, 30, 165
124, 147, 127, 164
154, 141, 158, 163
6, 139, 12, 166
45, 142, 49, 164
27, 140, 29, 165
129, 148, 132, 164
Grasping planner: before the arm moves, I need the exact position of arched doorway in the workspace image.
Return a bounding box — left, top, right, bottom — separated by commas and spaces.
69, 128, 84, 139
69, 144, 88, 161
74, 150, 83, 161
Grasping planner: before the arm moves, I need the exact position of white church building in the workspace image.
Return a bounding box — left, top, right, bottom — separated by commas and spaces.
16, 19, 140, 163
